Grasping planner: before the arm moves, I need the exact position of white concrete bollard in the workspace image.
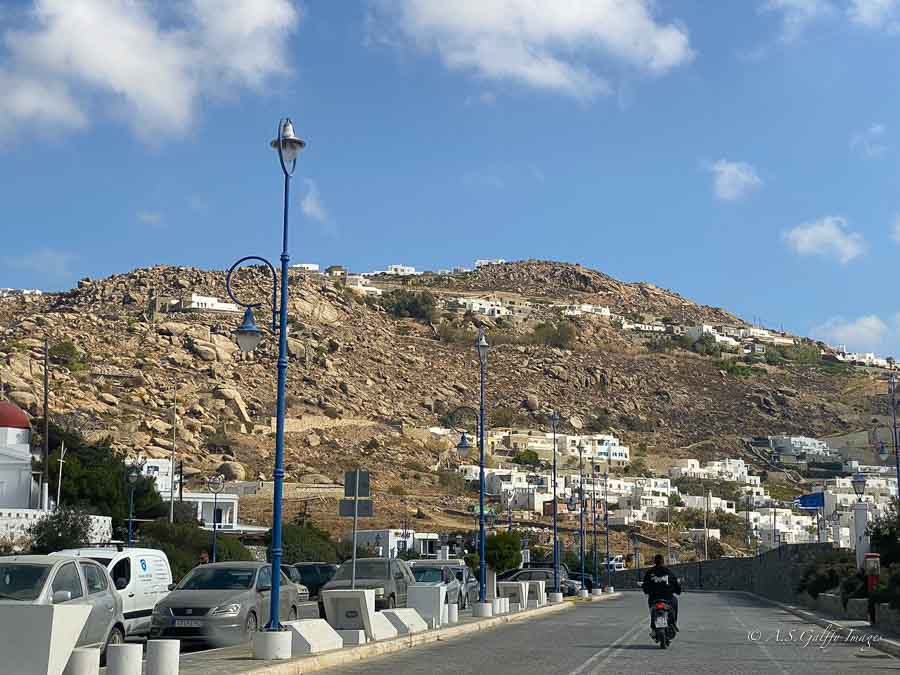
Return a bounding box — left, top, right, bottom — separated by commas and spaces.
509, 602, 521, 612
106, 644, 143, 675
578, 589, 590, 599
252, 631, 292, 660
591, 588, 603, 597
502, 598, 510, 613
448, 604, 459, 624
472, 602, 493, 618
491, 598, 502, 615
146, 640, 180, 675
548, 592, 564, 604
603, 586, 614, 593
63, 648, 100, 675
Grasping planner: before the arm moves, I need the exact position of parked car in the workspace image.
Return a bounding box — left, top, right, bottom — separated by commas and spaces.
0, 555, 126, 661
503, 567, 582, 596
280, 565, 310, 601
320, 558, 415, 611
410, 565, 462, 606
409, 560, 473, 609
150, 561, 301, 646
56, 546, 172, 637
568, 571, 595, 592
293, 562, 337, 599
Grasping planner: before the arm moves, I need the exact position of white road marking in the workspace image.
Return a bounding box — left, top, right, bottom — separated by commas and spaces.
566, 617, 648, 675
729, 603, 790, 675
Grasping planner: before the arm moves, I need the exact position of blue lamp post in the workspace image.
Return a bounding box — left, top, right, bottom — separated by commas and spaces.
206, 474, 225, 563
578, 441, 586, 592
126, 457, 145, 547
475, 328, 490, 606
550, 410, 560, 595
225, 117, 305, 632
878, 370, 900, 494
591, 455, 599, 591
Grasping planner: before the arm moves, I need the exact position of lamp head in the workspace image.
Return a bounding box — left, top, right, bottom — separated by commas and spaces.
550, 411, 560, 427
475, 327, 489, 363
880, 442, 889, 462
271, 118, 306, 163
851, 472, 867, 499
235, 307, 263, 353
456, 431, 472, 456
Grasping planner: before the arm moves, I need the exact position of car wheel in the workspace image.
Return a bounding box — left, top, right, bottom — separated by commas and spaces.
244, 611, 258, 641
288, 606, 298, 621
100, 625, 125, 666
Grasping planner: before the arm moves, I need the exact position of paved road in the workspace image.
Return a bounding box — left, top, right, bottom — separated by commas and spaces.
324, 592, 900, 675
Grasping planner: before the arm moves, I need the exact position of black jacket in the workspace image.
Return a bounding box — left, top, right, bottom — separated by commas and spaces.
642, 565, 682, 600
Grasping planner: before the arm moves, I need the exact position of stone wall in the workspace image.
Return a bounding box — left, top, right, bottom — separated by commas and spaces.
606, 543, 832, 604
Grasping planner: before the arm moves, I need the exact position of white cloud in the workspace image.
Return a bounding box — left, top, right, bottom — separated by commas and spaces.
851, 123, 887, 157
761, 0, 834, 42
891, 215, 900, 242
369, 0, 694, 100
783, 215, 866, 264
0, 0, 300, 142
814, 314, 889, 350
706, 159, 763, 201
301, 179, 328, 223
7, 248, 75, 278
0, 70, 87, 139
136, 211, 162, 226
848, 0, 900, 28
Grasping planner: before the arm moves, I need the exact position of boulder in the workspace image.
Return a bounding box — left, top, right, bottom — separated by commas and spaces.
98, 392, 119, 406
217, 461, 246, 481
524, 394, 540, 411
157, 322, 190, 337
8, 390, 37, 410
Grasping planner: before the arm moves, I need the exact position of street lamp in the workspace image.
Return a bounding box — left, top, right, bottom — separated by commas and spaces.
126, 457, 146, 547
577, 441, 586, 593
591, 455, 599, 591
550, 410, 561, 597
852, 473, 867, 502
879, 373, 900, 498
206, 474, 225, 562
604, 469, 611, 591
475, 326, 489, 610
225, 117, 305, 632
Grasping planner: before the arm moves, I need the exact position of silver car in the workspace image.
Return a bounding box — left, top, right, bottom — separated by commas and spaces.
321, 558, 415, 610
0, 555, 126, 658
150, 561, 301, 646
410, 565, 462, 607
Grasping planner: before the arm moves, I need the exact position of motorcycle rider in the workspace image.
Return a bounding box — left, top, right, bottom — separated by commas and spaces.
642, 554, 681, 630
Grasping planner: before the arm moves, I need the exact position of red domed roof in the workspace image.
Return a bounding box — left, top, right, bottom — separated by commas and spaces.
0, 401, 30, 430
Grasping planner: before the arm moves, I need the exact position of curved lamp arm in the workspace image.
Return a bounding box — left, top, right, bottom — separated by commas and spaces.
226, 255, 278, 332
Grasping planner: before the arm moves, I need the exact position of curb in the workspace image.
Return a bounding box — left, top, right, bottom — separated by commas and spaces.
222, 601, 576, 674
569, 592, 624, 604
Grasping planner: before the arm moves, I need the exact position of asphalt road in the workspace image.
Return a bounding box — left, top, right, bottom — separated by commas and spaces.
323, 592, 900, 675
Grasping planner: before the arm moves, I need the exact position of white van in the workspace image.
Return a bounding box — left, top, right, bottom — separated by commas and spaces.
55, 547, 173, 637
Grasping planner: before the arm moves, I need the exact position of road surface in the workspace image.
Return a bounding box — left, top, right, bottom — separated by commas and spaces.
324, 592, 899, 675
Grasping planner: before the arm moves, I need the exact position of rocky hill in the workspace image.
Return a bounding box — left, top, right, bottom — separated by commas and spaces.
0, 261, 877, 525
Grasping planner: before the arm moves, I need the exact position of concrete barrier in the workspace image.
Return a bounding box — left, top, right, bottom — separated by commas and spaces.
321, 589, 376, 637
284, 619, 343, 655
382, 609, 428, 635
336, 630, 367, 646
369, 612, 399, 641
106, 644, 143, 675
472, 602, 492, 618
548, 592, 564, 604
524, 581, 545, 608
497, 581, 528, 610
591, 589, 603, 597
252, 631, 292, 660
815, 593, 844, 618
409, 584, 447, 628
63, 648, 99, 675
0, 604, 91, 675
146, 640, 179, 675
447, 604, 459, 625
846, 598, 869, 621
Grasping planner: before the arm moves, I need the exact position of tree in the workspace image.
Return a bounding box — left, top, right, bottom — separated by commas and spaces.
512, 449, 540, 468
271, 523, 340, 564
29, 507, 92, 554
381, 290, 438, 322
140, 520, 254, 581
485, 531, 522, 573
668, 493, 684, 507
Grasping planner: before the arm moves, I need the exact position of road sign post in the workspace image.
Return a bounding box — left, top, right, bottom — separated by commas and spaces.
340, 469, 372, 590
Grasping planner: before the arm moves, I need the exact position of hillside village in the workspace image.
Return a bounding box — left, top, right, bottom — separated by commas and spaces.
0, 259, 896, 562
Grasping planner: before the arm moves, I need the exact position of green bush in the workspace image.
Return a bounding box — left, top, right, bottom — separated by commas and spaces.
140, 520, 254, 581
268, 523, 340, 564
531, 322, 577, 349
512, 449, 541, 468
485, 531, 522, 573
797, 550, 857, 599
381, 290, 438, 322
29, 507, 92, 553
438, 470, 465, 495
586, 410, 612, 433
490, 406, 519, 428
49, 340, 87, 371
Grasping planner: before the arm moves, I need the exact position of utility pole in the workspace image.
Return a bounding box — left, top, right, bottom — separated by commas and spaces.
169, 383, 177, 523
42, 337, 49, 511
667, 499, 672, 564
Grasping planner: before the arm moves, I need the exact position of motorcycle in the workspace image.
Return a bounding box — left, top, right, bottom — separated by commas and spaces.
649, 599, 676, 649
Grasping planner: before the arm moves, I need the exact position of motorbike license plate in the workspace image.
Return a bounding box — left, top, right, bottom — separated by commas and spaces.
654, 615, 668, 628
175, 619, 203, 628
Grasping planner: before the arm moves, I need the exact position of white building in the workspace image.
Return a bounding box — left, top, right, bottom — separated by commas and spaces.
387, 264, 417, 276
291, 263, 320, 273
771, 436, 832, 458
685, 325, 740, 350
345, 275, 383, 297
355, 529, 442, 558
456, 297, 511, 319
0, 288, 42, 297
682, 494, 736, 514
175, 294, 241, 314
668, 457, 760, 486
475, 259, 506, 268
0, 402, 35, 509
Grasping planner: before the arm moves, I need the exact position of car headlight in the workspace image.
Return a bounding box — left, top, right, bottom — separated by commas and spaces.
210, 603, 241, 617
373, 587, 385, 598
152, 607, 172, 623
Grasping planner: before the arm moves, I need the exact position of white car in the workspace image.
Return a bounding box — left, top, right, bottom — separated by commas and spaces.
56, 546, 173, 637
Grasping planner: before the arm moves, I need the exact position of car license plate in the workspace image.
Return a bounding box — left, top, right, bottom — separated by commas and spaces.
654, 615, 668, 628
175, 619, 203, 628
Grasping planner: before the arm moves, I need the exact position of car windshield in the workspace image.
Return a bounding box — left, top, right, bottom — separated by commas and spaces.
0, 563, 52, 601
333, 561, 387, 581
412, 568, 443, 583
178, 567, 256, 590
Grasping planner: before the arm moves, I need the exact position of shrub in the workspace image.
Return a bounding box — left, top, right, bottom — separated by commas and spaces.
648, 337, 674, 353
269, 523, 340, 564
512, 449, 540, 468
490, 406, 518, 428
438, 471, 465, 495
485, 531, 522, 573
586, 410, 612, 433
29, 507, 92, 554
140, 520, 254, 581
797, 550, 857, 599
531, 322, 577, 349
381, 290, 438, 322
49, 340, 87, 371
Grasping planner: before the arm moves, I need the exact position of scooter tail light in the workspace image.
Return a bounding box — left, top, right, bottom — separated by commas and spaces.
655, 602, 666, 609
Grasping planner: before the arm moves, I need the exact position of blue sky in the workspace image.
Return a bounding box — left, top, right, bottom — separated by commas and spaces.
1, 1, 899, 355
